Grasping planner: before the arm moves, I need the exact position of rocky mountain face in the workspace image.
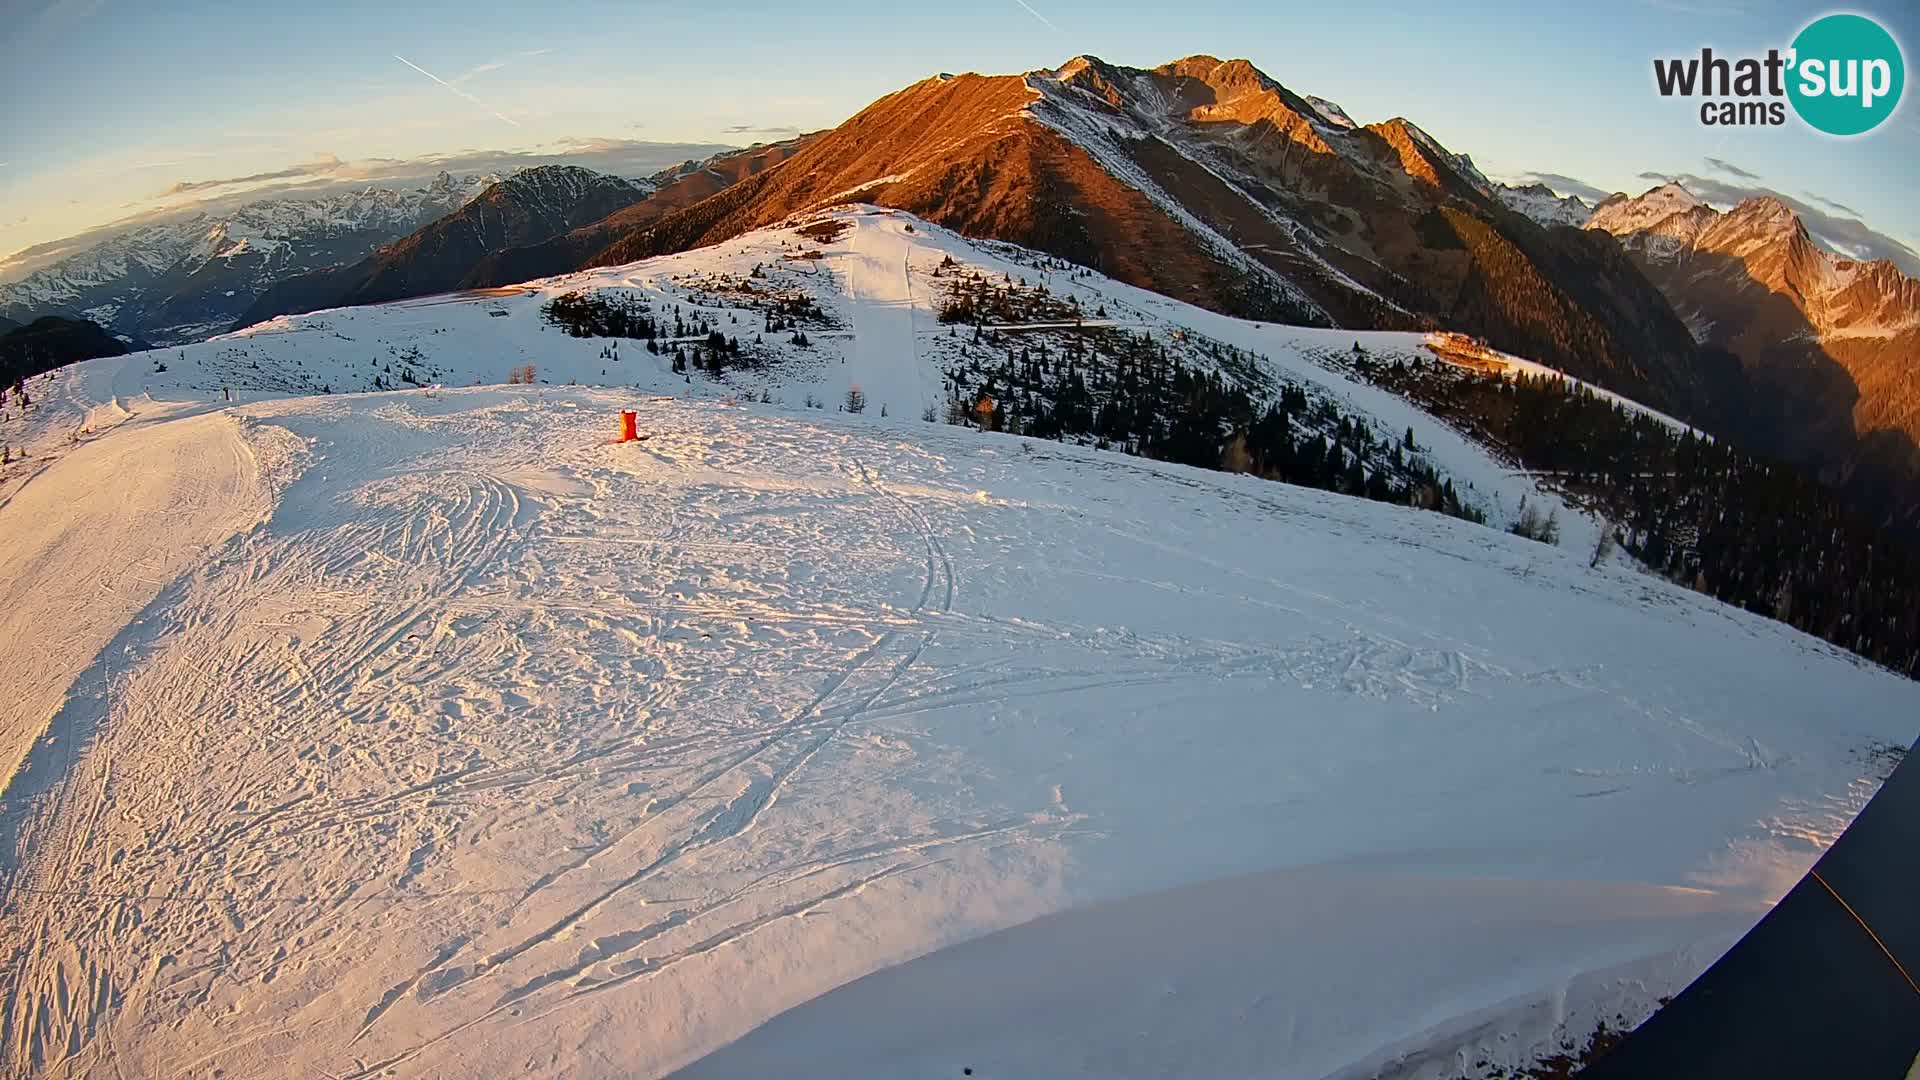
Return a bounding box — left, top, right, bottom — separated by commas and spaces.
1590, 184, 1920, 531
579, 55, 1721, 426
0, 173, 499, 345
333, 166, 650, 304
453, 138, 814, 291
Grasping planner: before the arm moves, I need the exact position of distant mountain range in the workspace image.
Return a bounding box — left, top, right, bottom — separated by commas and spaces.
1589, 183, 1920, 532
456, 138, 812, 291
233, 166, 651, 326
237, 140, 812, 328
0, 174, 505, 345
1495, 183, 1593, 228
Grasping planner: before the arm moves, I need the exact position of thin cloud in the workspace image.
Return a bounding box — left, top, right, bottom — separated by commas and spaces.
160, 155, 344, 196
545, 136, 711, 156
130, 151, 218, 170
451, 47, 554, 86
1801, 190, 1862, 218
1012, 0, 1060, 31
394, 54, 521, 127
451, 61, 510, 84
721, 124, 801, 138
1703, 156, 1761, 181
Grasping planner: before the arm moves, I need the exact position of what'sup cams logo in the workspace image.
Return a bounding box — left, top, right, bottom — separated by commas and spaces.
1654, 12, 1905, 134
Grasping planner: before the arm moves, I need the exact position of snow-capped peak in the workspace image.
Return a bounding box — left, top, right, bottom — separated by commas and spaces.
1304, 94, 1358, 130
1586, 182, 1713, 244
1719, 194, 1799, 235
1646, 181, 1701, 207
1053, 55, 1104, 81
1593, 182, 1699, 219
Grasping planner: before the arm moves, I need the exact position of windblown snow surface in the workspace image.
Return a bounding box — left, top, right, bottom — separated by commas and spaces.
1, 208, 1916, 1079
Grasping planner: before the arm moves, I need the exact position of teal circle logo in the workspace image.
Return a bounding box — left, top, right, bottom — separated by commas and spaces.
1787, 13, 1905, 135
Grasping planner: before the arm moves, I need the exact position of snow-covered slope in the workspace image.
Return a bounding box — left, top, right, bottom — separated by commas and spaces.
106, 208, 1600, 542
2, 208, 1915, 1079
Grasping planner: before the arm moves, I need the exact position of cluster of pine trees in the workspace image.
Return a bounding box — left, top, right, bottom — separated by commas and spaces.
545, 291, 765, 375
760, 295, 822, 335
543, 285, 828, 366
935, 263, 1087, 326
940, 325, 1484, 525
1360, 356, 1920, 677
668, 330, 748, 375
704, 267, 834, 334
543, 291, 659, 339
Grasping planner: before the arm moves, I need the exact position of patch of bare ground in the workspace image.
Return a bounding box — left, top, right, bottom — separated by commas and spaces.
794, 219, 850, 244
1468, 1008, 1652, 1079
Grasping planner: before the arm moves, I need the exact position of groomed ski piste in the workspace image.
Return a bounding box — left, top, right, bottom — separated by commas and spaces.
1, 207, 1915, 1079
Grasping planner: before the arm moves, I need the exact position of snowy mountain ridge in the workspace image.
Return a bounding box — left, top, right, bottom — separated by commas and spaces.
1494, 181, 1594, 228
491, 164, 650, 210
1586, 183, 1723, 269
0, 172, 501, 344
1588, 184, 1920, 337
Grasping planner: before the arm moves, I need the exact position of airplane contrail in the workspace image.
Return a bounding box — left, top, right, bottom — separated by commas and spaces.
1012, 0, 1059, 31
393, 54, 520, 127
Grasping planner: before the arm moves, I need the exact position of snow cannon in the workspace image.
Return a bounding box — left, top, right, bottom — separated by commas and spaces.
618, 410, 639, 443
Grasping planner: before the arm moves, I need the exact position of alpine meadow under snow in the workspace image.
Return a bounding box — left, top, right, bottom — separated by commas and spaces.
1, 208, 1916, 1079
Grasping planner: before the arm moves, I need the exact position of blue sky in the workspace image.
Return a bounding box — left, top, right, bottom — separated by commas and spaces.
4, 0, 1917, 267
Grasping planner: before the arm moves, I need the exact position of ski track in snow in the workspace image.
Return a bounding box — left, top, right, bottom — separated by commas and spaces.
827, 219, 942, 422
0, 209, 1914, 1079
